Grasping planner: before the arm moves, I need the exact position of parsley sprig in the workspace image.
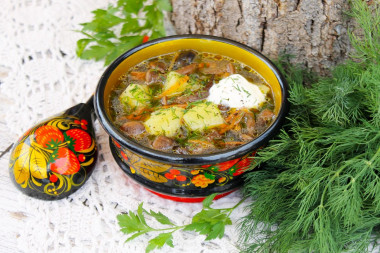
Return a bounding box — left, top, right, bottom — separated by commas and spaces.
117, 193, 246, 252
76, 0, 171, 66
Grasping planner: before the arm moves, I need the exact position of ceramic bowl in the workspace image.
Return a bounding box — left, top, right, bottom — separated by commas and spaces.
94, 35, 289, 202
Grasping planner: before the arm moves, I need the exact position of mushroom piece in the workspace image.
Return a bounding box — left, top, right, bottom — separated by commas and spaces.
244, 111, 256, 136
199, 61, 224, 75
255, 109, 275, 133
173, 146, 189, 155
152, 135, 176, 151
240, 134, 254, 142
199, 60, 232, 75
226, 62, 236, 74
160, 95, 167, 106
174, 50, 197, 69
190, 143, 215, 155
171, 91, 209, 104
120, 121, 146, 136
129, 72, 146, 81
206, 129, 222, 142
145, 69, 160, 84
149, 61, 166, 73
258, 109, 275, 121
218, 104, 230, 113
175, 63, 198, 75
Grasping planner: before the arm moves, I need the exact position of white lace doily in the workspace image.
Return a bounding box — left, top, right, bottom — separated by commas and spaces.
0, 1, 247, 252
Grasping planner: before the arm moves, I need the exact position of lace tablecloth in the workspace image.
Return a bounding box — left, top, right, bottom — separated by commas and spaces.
0, 1, 247, 252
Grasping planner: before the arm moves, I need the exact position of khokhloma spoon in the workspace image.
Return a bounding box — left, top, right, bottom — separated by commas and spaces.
8, 97, 97, 200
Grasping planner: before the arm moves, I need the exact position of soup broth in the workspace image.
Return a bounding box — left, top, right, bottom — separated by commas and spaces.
109, 50, 275, 154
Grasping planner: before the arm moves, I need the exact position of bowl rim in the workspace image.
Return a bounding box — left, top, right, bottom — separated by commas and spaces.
94, 34, 289, 166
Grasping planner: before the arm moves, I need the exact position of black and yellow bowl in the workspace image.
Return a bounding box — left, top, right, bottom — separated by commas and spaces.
94, 35, 289, 202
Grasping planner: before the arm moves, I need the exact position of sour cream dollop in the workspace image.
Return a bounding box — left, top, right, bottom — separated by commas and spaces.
207, 74, 266, 109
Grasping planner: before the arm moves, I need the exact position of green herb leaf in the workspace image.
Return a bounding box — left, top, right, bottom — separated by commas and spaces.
76, 39, 92, 57
76, 0, 171, 66
120, 17, 140, 35
193, 209, 231, 225
82, 6, 124, 32
145, 210, 175, 226
118, 194, 245, 251
104, 37, 142, 65
92, 31, 117, 42
184, 222, 212, 235
348, 0, 380, 63
206, 222, 225, 240
156, 0, 172, 12
80, 45, 114, 61
117, 208, 152, 235
136, 203, 148, 226
184, 207, 232, 241
239, 1, 380, 252
125, 231, 148, 243
202, 193, 218, 208
117, 0, 144, 14
146, 232, 174, 253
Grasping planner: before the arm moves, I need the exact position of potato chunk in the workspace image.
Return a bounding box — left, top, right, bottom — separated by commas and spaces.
257, 84, 271, 95
183, 102, 224, 132
159, 71, 190, 98
144, 107, 185, 137
119, 83, 150, 110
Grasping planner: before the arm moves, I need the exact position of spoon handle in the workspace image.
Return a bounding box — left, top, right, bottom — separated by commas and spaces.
85, 95, 94, 110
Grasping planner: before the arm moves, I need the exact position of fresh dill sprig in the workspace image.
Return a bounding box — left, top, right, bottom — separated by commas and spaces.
239, 1, 380, 252
348, 0, 380, 63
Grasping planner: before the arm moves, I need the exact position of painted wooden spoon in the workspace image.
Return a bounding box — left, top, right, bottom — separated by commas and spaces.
8, 97, 97, 200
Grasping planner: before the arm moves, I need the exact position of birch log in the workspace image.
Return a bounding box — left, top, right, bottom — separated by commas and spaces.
171, 0, 355, 74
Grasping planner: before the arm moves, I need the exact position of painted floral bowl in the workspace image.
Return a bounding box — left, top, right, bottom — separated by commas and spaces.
94, 35, 289, 202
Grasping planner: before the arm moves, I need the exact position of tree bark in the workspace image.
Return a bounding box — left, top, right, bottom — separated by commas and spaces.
170, 0, 355, 75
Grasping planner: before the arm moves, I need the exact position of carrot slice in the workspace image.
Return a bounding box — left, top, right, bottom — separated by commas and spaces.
234, 124, 242, 131
188, 139, 214, 147
224, 109, 237, 123
126, 107, 152, 120
168, 52, 179, 72
220, 72, 230, 78
159, 104, 188, 109
224, 141, 245, 145
156, 75, 189, 98
219, 110, 245, 134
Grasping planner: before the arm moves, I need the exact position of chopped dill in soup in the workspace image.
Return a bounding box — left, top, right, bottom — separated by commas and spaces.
109, 50, 275, 154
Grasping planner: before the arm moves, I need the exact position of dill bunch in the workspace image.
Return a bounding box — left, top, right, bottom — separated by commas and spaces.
239, 1, 380, 252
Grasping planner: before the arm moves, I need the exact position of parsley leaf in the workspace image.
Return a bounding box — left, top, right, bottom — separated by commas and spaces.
117, 0, 144, 14
117, 194, 246, 251
76, 0, 171, 66
202, 193, 217, 208
145, 210, 175, 226
156, 0, 172, 12
146, 232, 174, 253
117, 211, 150, 235
184, 196, 233, 241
